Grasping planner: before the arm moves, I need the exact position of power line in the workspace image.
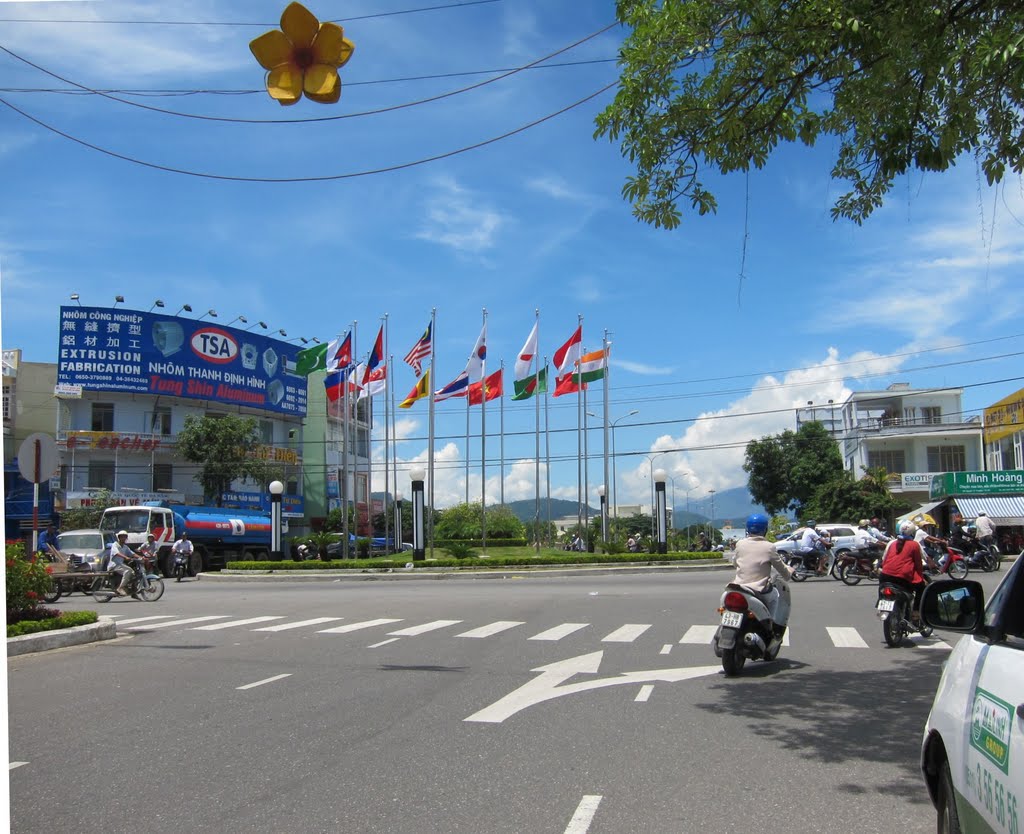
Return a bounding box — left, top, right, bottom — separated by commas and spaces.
0, 80, 618, 181
0, 24, 616, 124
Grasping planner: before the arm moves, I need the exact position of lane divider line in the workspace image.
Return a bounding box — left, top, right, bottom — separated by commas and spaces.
237, 674, 292, 691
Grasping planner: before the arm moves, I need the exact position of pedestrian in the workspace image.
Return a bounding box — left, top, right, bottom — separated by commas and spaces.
37, 522, 57, 555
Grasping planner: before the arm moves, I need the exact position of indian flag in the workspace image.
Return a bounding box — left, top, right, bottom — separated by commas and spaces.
574, 348, 609, 384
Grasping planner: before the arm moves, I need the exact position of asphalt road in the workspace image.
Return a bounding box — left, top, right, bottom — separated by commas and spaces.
8, 568, 1008, 834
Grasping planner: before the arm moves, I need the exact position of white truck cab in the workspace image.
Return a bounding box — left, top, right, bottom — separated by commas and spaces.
920, 558, 1024, 833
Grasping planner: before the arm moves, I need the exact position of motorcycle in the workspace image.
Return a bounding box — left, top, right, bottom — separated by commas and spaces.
921, 543, 969, 580
837, 545, 886, 585
712, 575, 791, 676
782, 543, 835, 581
91, 555, 165, 603
171, 547, 190, 581
962, 542, 1000, 573
876, 580, 933, 647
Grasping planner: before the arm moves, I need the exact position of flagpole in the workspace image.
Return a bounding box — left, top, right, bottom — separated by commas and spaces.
533, 310, 541, 553
602, 329, 611, 545
390, 352, 399, 549
427, 308, 436, 560
480, 307, 488, 554
576, 315, 584, 539
383, 316, 390, 554
544, 354, 551, 546
499, 359, 505, 507
464, 395, 470, 505
344, 321, 357, 559
583, 371, 590, 540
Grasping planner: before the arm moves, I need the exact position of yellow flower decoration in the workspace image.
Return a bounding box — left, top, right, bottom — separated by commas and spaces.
250, 2, 355, 105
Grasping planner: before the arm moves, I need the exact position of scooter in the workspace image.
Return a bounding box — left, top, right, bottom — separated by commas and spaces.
876, 580, 932, 647
712, 575, 791, 676
171, 547, 190, 581
782, 544, 834, 581
962, 542, 1000, 572
921, 543, 969, 580
837, 544, 886, 585
91, 556, 165, 603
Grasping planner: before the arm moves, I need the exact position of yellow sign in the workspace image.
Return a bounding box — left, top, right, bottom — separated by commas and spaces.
984, 387, 1024, 444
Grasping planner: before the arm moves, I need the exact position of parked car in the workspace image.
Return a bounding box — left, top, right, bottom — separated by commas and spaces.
919, 557, 1023, 832
55, 529, 115, 571
773, 523, 860, 556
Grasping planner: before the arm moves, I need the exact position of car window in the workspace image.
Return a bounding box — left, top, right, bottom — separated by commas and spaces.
828, 527, 855, 537
983, 560, 1024, 638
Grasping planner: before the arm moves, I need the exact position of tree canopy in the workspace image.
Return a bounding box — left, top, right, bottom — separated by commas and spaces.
434, 503, 526, 540
175, 414, 277, 505
743, 421, 844, 516
595, 0, 1024, 229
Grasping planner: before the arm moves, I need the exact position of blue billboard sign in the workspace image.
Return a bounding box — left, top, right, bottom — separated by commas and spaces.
57, 306, 310, 416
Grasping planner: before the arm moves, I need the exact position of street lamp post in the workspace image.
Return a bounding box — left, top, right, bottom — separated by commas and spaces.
610, 409, 640, 528
653, 469, 668, 554
645, 452, 669, 540
269, 480, 284, 559
393, 492, 403, 553
410, 467, 426, 561
597, 484, 608, 544
707, 488, 717, 542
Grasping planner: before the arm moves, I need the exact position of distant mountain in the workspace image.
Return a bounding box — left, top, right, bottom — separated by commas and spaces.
504, 498, 597, 523
685, 486, 772, 525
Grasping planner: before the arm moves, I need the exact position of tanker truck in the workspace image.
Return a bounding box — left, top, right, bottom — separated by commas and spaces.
99, 501, 277, 575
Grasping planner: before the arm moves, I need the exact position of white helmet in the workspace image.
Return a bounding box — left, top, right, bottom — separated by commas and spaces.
898, 520, 917, 537
117, 530, 129, 538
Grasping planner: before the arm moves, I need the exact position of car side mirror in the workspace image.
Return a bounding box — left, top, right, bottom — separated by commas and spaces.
920, 580, 984, 633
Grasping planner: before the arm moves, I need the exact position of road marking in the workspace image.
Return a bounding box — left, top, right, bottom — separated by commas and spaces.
601, 624, 651, 643
113, 615, 177, 626
318, 618, 402, 634
8, 762, 28, 771
388, 620, 462, 636
635, 684, 654, 702
192, 616, 284, 630
529, 623, 588, 641
457, 621, 525, 638
660, 644, 672, 655
564, 794, 602, 834
679, 625, 717, 644
253, 617, 343, 632
236, 673, 292, 691
124, 615, 229, 630
826, 627, 869, 648
909, 634, 952, 650
368, 638, 400, 648
465, 651, 720, 723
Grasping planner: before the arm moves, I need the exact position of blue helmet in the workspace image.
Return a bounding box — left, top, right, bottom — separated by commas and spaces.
746, 513, 769, 536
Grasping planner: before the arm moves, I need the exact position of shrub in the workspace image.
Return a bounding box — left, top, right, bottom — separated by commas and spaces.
356, 538, 371, 558
7, 610, 98, 638
443, 541, 477, 559
6, 541, 55, 623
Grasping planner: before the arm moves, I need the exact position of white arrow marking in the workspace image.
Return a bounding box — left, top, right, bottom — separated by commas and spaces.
464, 651, 720, 723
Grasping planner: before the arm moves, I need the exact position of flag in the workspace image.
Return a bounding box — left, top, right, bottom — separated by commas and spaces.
325, 366, 352, 402
326, 332, 352, 371
575, 347, 609, 384
465, 323, 487, 383
358, 363, 386, 400
399, 369, 431, 408
552, 324, 583, 397
514, 321, 538, 381
512, 365, 548, 400
468, 369, 503, 405
434, 371, 469, 402
362, 325, 384, 386
294, 342, 329, 376
403, 321, 432, 377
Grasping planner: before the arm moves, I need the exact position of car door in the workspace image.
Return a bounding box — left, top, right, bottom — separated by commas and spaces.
956, 560, 1024, 832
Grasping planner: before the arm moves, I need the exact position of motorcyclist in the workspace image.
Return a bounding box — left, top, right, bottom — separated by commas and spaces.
867, 517, 891, 544
136, 533, 158, 560
109, 530, 136, 596
733, 513, 796, 625
914, 521, 947, 566
797, 520, 830, 575
172, 531, 194, 572
878, 521, 932, 621
974, 511, 997, 550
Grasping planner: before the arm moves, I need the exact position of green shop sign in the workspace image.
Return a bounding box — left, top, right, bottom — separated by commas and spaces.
930, 470, 1024, 499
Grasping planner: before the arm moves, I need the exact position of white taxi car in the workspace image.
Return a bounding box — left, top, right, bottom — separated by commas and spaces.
920, 556, 1023, 833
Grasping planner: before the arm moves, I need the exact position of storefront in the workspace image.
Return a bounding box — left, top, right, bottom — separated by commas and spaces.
926, 470, 1024, 552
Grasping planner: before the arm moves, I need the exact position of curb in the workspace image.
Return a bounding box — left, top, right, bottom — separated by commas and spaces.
204, 560, 736, 582
7, 616, 117, 657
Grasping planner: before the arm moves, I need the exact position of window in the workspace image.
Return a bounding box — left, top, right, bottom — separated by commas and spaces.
921, 406, 941, 425
2, 382, 12, 421
152, 463, 173, 491
87, 461, 115, 490
148, 408, 172, 435
91, 402, 114, 431
259, 420, 274, 445
867, 449, 905, 473
927, 445, 966, 472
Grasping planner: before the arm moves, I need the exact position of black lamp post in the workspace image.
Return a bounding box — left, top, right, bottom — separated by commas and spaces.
410, 467, 426, 561
269, 480, 284, 559
654, 469, 668, 555
597, 484, 608, 544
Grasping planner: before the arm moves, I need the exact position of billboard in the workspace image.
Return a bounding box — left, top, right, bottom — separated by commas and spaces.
57, 306, 309, 416
983, 387, 1024, 444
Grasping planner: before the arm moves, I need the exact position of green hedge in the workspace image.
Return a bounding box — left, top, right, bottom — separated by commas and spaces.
7, 610, 98, 638
226, 551, 725, 572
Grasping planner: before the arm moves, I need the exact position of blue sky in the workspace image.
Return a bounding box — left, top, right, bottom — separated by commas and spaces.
2, 0, 1023, 512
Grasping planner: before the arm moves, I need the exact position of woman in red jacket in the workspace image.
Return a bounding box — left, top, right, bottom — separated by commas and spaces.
879, 521, 935, 619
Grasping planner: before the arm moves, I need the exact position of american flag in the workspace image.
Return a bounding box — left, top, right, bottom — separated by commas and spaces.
403, 321, 432, 376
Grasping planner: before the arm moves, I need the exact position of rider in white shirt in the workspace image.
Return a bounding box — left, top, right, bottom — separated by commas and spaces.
798, 521, 829, 575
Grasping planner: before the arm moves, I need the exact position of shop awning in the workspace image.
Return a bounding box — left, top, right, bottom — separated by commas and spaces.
896, 500, 945, 526
952, 496, 1024, 526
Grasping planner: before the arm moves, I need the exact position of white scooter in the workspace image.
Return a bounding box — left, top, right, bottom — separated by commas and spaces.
712, 574, 791, 676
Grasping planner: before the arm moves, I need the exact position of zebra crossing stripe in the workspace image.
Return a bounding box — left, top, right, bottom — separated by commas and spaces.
389, 620, 463, 636
602, 624, 651, 643
124, 615, 228, 630
679, 625, 718, 644
113, 615, 177, 626
192, 616, 285, 631
318, 618, 402, 634
529, 623, 589, 641
253, 617, 343, 632
826, 627, 869, 648
909, 634, 951, 650
457, 621, 525, 638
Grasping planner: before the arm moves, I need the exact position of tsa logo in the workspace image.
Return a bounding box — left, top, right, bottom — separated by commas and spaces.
190, 329, 239, 364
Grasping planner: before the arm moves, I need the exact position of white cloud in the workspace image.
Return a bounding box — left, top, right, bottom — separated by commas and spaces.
526, 175, 591, 203
414, 176, 503, 254
613, 359, 674, 376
